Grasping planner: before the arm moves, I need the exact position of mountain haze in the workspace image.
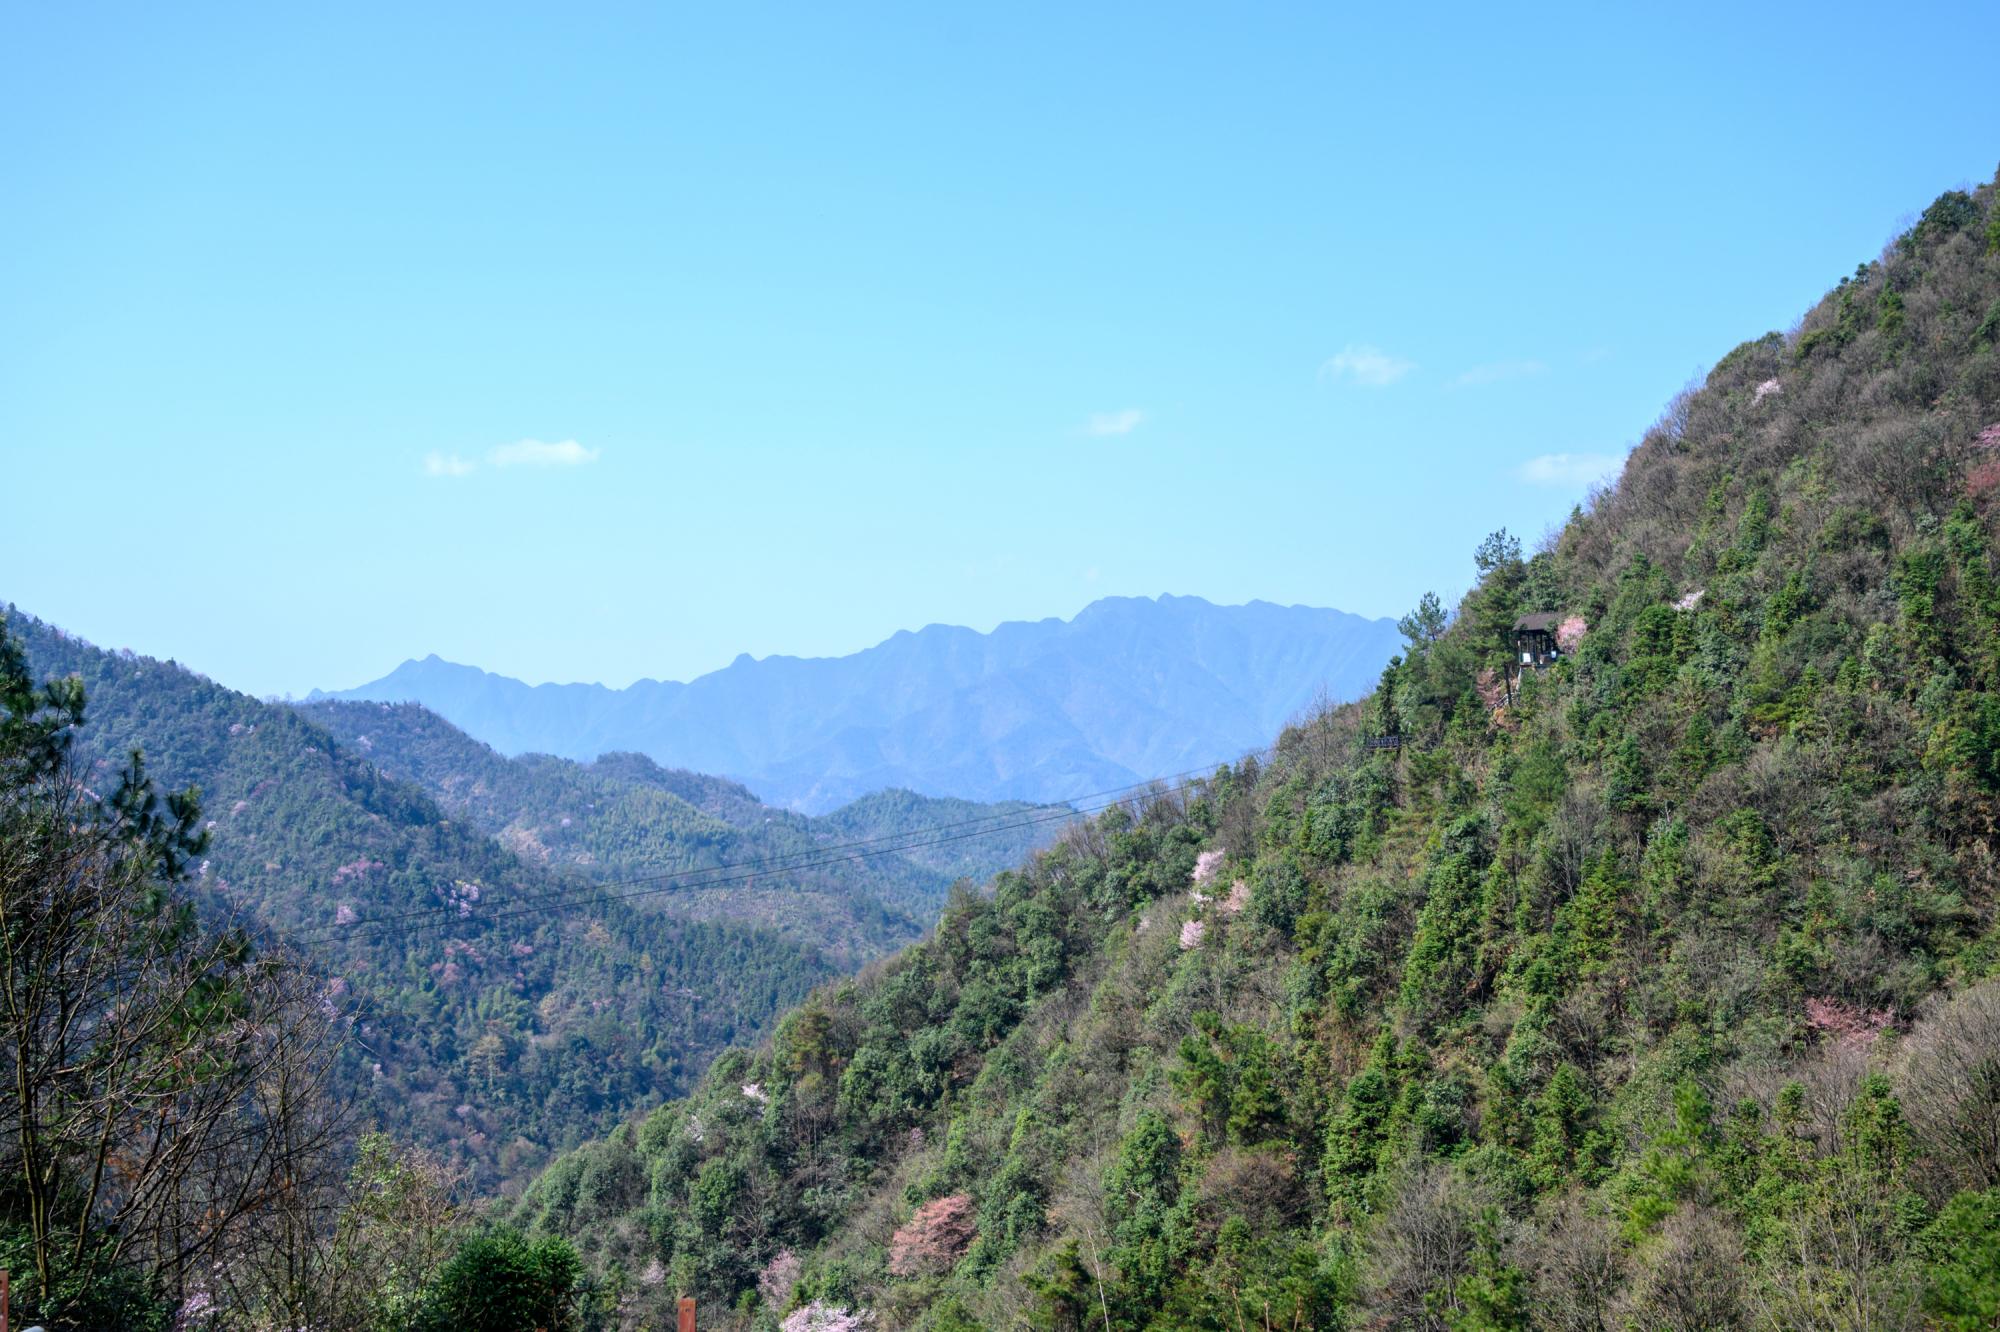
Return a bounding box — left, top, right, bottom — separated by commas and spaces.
316, 595, 1402, 812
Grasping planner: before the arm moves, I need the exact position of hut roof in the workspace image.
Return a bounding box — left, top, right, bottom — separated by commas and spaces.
1513, 612, 1562, 633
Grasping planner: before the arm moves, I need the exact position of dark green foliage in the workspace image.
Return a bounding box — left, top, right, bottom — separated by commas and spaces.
1322, 1032, 1403, 1209
1907, 189, 1981, 253
1173, 1016, 1285, 1145
1445, 1210, 1529, 1332
1399, 836, 1487, 1031
414, 1228, 583, 1332
1399, 591, 1450, 647
1101, 1111, 1187, 1304
0, 1227, 169, 1332
1924, 1188, 2000, 1329
1021, 1240, 1097, 1330
1878, 285, 1907, 340
1474, 529, 1523, 577
1527, 1065, 1609, 1192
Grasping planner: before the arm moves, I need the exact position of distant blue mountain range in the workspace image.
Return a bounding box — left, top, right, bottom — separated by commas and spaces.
313, 594, 1402, 811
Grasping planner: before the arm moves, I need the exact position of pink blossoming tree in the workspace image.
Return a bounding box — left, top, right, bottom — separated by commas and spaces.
1192, 848, 1226, 887
888, 1193, 976, 1276
759, 1248, 801, 1307
1805, 996, 1894, 1049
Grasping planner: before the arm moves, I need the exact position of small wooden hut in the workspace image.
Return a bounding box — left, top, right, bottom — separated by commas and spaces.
1512, 612, 1563, 668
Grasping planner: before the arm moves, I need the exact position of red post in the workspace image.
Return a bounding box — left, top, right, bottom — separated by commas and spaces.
677, 1295, 695, 1332
2, 1266, 10, 1332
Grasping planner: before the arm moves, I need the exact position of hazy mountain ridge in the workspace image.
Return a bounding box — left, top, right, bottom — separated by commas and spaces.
315, 594, 1403, 811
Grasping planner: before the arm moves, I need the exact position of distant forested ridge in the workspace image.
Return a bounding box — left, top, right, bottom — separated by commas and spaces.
314, 594, 1403, 812
293, 698, 1057, 967
2, 612, 1061, 1195
511, 175, 2000, 1330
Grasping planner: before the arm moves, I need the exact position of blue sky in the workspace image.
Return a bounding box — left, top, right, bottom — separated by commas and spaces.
4, 2, 1997, 697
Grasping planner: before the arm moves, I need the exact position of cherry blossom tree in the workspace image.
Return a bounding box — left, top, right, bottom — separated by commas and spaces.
758, 1249, 800, 1307
1805, 996, 1894, 1049
1192, 848, 1225, 887
888, 1193, 976, 1276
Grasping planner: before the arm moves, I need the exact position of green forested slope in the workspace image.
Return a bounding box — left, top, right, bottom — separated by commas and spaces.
513, 175, 2000, 1329
811, 787, 1056, 883
296, 699, 1059, 967
2, 619, 1052, 1197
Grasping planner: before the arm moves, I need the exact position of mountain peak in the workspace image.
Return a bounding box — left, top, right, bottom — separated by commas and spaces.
317, 596, 1401, 810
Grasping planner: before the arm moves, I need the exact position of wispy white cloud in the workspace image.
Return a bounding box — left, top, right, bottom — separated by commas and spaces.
1085, 408, 1146, 437
421, 439, 601, 478
1318, 344, 1413, 387
1519, 452, 1623, 487
1455, 359, 1547, 387
489, 438, 600, 468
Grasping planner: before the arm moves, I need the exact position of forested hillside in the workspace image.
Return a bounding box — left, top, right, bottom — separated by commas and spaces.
4, 617, 1060, 1194
512, 176, 2000, 1329
296, 699, 1057, 966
